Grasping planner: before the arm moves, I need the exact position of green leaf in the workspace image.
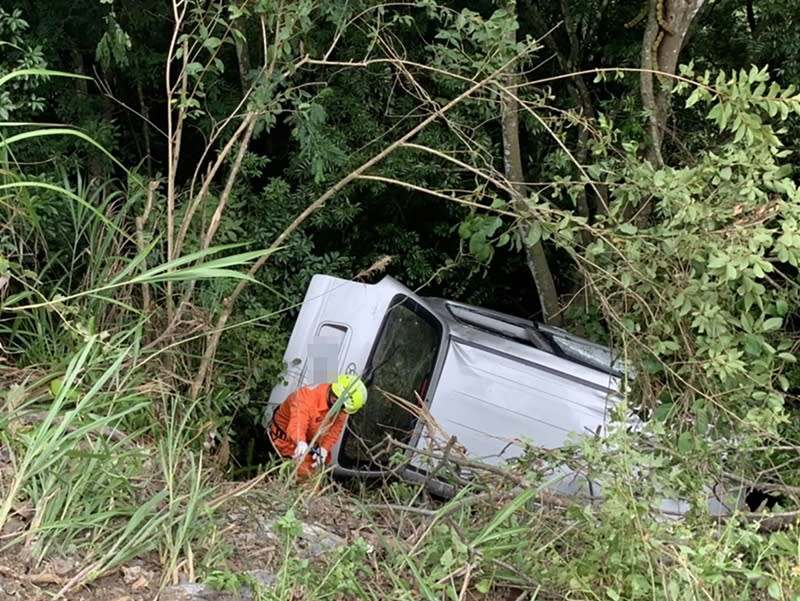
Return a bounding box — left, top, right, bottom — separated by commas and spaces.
440, 548, 454, 568
203, 36, 223, 50
0, 129, 126, 172
685, 88, 702, 108
484, 216, 502, 235
526, 224, 541, 246
777, 352, 796, 363
606, 587, 621, 601
720, 103, 731, 131
743, 335, 762, 357
49, 379, 64, 399
707, 254, 728, 269
695, 408, 709, 436
470, 487, 539, 547
652, 403, 674, 422
0, 68, 90, 89
762, 317, 783, 332
677, 431, 694, 454
48, 379, 80, 401
185, 62, 203, 77
469, 232, 486, 256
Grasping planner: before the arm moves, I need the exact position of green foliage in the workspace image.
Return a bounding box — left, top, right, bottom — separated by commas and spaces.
421, 1, 536, 78
458, 210, 507, 263
530, 418, 800, 601
573, 67, 800, 472
0, 66, 289, 591
95, 9, 132, 72
0, 8, 47, 118
0, 336, 224, 584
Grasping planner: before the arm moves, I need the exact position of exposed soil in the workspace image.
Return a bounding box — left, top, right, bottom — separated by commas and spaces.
0, 542, 161, 600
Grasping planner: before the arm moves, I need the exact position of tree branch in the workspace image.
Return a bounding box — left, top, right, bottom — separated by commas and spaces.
189, 54, 517, 398
502, 1, 561, 325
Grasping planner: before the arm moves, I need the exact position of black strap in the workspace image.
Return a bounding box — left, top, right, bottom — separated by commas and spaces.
269, 417, 288, 441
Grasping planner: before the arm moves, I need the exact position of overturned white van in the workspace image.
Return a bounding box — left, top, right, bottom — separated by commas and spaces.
266, 274, 741, 514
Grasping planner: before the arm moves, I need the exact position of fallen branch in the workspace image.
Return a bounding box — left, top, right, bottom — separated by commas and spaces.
0, 565, 65, 585
728, 509, 800, 533
363, 492, 494, 519
721, 472, 800, 500
54, 560, 102, 600
381, 436, 587, 510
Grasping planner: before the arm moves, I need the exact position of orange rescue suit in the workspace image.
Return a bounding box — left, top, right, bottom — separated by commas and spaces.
268, 384, 347, 475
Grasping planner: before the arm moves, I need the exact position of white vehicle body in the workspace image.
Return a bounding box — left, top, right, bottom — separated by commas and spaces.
267, 274, 740, 515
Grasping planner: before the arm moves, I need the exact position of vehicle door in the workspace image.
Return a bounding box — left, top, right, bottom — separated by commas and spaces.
336, 294, 444, 474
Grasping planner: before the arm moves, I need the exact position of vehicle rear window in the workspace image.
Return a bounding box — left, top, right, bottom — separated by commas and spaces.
339, 295, 442, 469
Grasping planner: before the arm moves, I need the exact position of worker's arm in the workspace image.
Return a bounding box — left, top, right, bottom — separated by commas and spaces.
317, 411, 348, 453
286, 388, 313, 443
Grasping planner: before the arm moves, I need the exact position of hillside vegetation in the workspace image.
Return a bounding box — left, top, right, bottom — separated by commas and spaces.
2, 1, 800, 599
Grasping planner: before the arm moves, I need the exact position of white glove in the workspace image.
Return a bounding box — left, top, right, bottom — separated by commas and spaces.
292, 441, 309, 459
311, 447, 328, 469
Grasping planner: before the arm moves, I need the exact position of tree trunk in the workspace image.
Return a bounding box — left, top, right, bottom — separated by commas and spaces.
502, 2, 562, 326
521, 1, 612, 315
637, 0, 707, 223
233, 1, 252, 95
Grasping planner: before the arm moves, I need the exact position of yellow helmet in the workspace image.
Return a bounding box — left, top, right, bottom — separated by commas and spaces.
331, 374, 367, 414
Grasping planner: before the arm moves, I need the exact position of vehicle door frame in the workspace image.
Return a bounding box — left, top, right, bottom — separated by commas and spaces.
334, 292, 449, 476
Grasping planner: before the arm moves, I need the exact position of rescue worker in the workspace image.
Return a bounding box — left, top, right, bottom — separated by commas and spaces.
267, 374, 367, 477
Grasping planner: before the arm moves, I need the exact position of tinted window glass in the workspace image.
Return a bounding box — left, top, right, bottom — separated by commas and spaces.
539, 325, 626, 376
339, 296, 441, 468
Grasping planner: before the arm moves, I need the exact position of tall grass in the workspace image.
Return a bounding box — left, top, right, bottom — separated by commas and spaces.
0, 70, 278, 594
0, 323, 234, 591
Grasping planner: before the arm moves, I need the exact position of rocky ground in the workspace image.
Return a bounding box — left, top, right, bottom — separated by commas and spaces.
0, 482, 355, 600
0, 472, 528, 601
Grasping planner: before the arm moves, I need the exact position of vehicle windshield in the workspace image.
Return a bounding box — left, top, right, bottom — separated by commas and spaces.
538, 325, 627, 377
339, 295, 442, 469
